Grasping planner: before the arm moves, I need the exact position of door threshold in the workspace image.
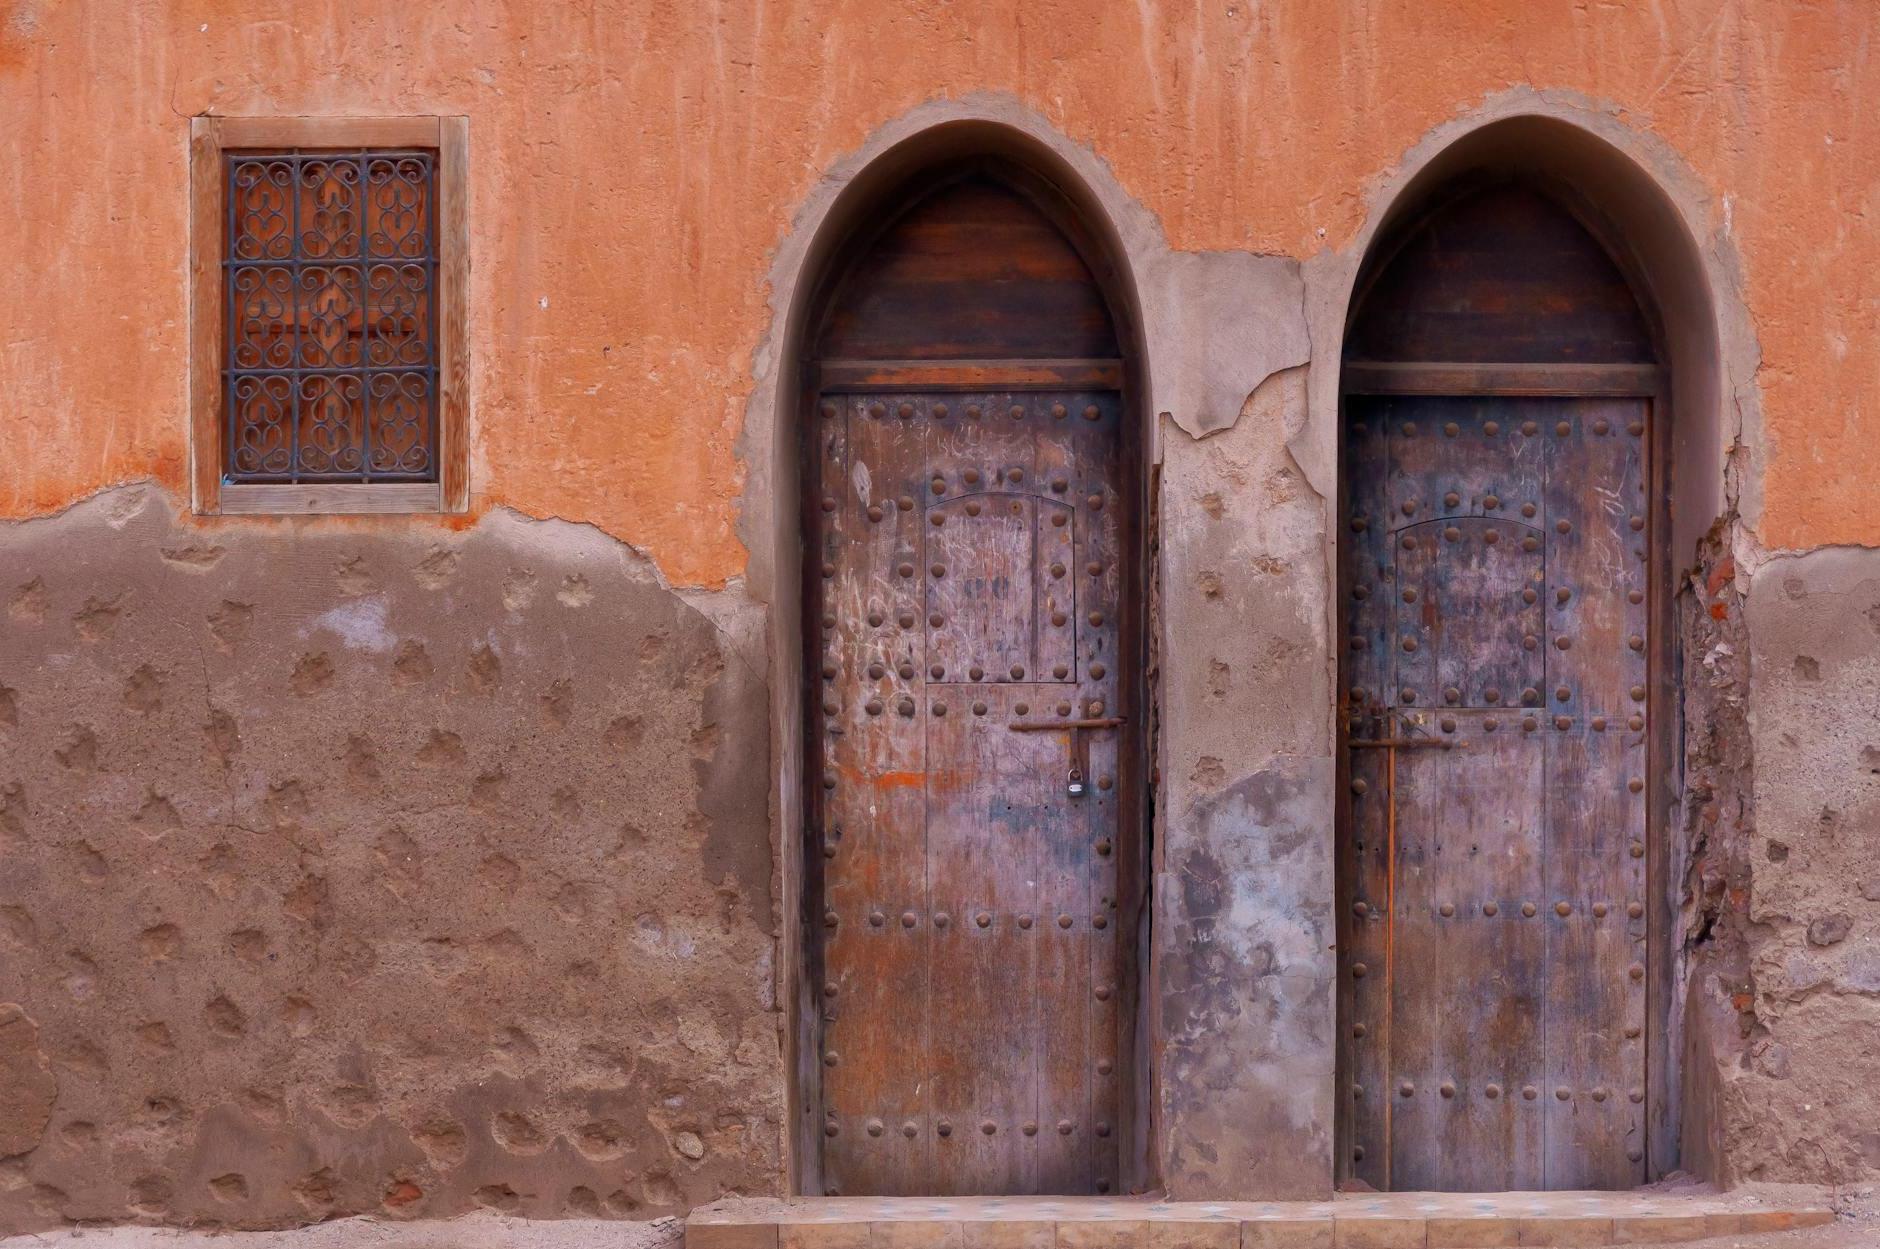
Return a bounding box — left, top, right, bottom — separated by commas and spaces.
688, 1189, 1834, 1248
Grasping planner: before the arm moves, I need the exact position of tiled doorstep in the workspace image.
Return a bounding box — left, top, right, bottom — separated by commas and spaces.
686, 1192, 1836, 1249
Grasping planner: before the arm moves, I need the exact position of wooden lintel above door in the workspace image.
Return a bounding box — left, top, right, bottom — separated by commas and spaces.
1342, 360, 1664, 397
818, 358, 1125, 392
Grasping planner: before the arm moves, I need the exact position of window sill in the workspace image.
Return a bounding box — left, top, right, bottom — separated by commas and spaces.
217, 482, 443, 515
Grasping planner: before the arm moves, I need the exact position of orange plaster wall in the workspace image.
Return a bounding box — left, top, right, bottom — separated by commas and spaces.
0, 0, 1874, 586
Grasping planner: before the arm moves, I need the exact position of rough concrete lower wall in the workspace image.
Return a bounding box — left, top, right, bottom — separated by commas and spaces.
1152, 365, 1335, 1199
0, 488, 780, 1234
1717, 548, 1880, 1184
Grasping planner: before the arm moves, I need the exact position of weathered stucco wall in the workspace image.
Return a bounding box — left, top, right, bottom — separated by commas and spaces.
1, 0, 1877, 574
3, 0, 1879, 1230
0, 489, 777, 1232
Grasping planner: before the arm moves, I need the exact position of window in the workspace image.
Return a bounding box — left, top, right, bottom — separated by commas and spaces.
190, 117, 467, 514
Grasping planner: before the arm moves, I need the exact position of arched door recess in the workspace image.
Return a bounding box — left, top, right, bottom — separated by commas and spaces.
1336, 180, 1670, 1191
799, 159, 1146, 1197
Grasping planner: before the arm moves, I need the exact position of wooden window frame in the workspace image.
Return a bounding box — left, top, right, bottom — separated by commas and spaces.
189, 115, 469, 515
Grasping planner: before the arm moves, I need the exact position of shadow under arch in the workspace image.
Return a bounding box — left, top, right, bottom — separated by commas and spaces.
768, 120, 1155, 1198
1341, 114, 1725, 564
1332, 114, 1727, 1188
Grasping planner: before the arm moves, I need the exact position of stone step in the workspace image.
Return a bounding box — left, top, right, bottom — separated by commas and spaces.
687, 1192, 1835, 1249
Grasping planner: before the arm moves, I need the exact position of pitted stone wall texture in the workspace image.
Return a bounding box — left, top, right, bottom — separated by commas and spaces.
2, 1, 1878, 572
0, 490, 778, 1234
1729, 551, 1880, 1184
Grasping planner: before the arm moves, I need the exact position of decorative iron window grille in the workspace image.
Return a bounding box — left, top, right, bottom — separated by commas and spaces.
223, 149, 439, 483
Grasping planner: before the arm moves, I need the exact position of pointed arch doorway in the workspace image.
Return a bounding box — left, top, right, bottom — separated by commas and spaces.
1335, 179, 1671, 1191
798, 157, 1147, 1197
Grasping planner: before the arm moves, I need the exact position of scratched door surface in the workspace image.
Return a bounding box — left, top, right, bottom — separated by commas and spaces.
1338, 394, 1651, 1190
808, 391, 1126, 1195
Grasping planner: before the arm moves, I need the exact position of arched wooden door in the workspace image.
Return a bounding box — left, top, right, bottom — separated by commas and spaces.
801, 166, 1143, 1197
1336, 184, 1666, 1191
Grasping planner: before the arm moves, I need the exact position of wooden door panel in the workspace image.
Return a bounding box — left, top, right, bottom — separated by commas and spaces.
1340, 394, 1650, 1191
813, 390, 1126, 1196
1387, 710, 1547, 1192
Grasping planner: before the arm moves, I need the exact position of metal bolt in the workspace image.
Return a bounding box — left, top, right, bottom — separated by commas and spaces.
1556, 902, 1571, 917
1484, 902, 1499, 916
867, 1118, 884, 1136
1400, 1082, 1415, 1097
976, 912, 991, 928
1484, 424, 1500, 438
1486, 1084, 1501, 1099
1440, 1082, 1456, 1098
901, 911, 917, 928
1522, 902, 1537, 918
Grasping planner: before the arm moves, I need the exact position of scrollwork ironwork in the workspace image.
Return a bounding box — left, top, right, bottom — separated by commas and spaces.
224, 148, 437, 483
